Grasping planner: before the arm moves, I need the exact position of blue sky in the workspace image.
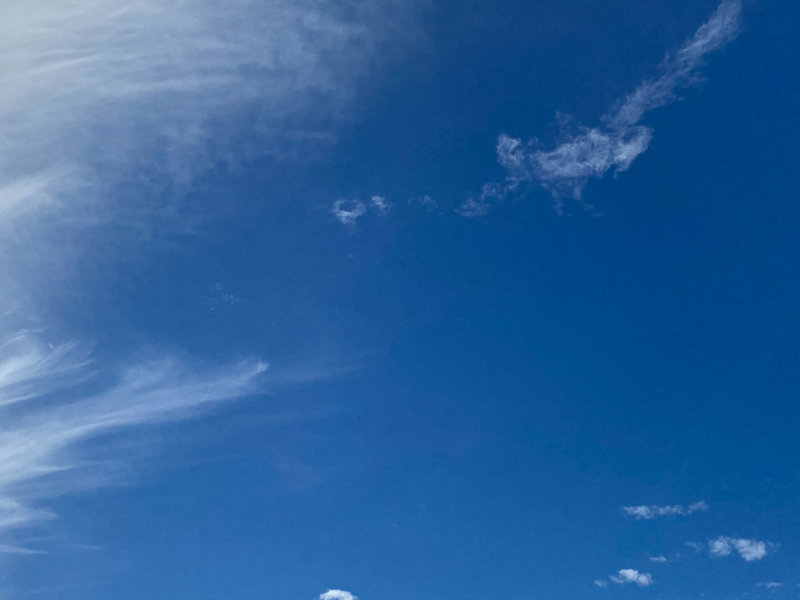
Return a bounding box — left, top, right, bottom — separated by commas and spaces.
0, 0, 798, 598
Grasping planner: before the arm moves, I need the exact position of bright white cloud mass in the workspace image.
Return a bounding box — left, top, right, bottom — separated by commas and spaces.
320, 590, 357, 600
609, 569, 654, 587
622, 500, 709, 520
477, 0, 741, 207
708, 536, 771, 561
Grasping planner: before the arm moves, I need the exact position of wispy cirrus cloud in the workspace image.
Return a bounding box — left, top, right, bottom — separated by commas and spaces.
0, 331, 267, 544
0, 0, 394, 554
462, 0, 742, 215
622, 500, 709, 520
0, 0, 418, 231
709, 536, 772, 561
757, 582, 783, 590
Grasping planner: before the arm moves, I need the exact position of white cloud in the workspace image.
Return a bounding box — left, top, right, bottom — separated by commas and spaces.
0, 0, 391, 560
757, 583, 783, 590
370, 195, 392, 216
686, 541, 705, 553
622, 500, 709, 520
456, 180, 519, 218
709, 537, 771, 561
320, 590, 357, 600
0, 331, 267, 539
649, 556, 668, 563
594, 579, 610, 588
610, 569, 654, 587
332, 199, 368, 226
0, 0, 418, 229
488, 0, 741, 203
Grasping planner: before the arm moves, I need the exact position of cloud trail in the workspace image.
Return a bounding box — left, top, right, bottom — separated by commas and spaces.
0, 332, 267, 541
463, 0, 741, 214
622, 500, 709, 520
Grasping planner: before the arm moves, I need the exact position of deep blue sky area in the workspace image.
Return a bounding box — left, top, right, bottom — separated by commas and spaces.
2, 1, 799, 599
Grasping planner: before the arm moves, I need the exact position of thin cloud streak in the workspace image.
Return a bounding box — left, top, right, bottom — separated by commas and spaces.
464, 0, 741, 214
757, 582, 783, 590
0, 331, 267, 541
622, 500, 709, 520
320, 591, 358, 600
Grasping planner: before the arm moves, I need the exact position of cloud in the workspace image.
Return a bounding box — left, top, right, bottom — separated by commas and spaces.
0, 0, 418, 230
610, 569, 654, 587
370, 195, 392, 216
320, 590, 357, 600
757, 583, 783, 590
332, 199, 368, 226
0, 0, 402, 565
0, 0, 383, 542
594, 580, 610, 588
413, 195, 440, 213
622, 501, 709, 519
709, 537, 771, 561
482, 0, 741, 206
649, 556, 668, 563
0, 331, 268, 539
686, 541, 705, 553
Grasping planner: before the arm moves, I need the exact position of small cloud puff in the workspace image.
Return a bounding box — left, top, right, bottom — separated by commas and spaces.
709, 537, 771, 561
332, 195, 391, 225
622, 501, 709, 520
332, 199, 367, 225
370, 195, 391, 215
649, 556, 668, 563
594, 580, 610, 588
610, 569, 654, 587
320, 590, 357, 600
